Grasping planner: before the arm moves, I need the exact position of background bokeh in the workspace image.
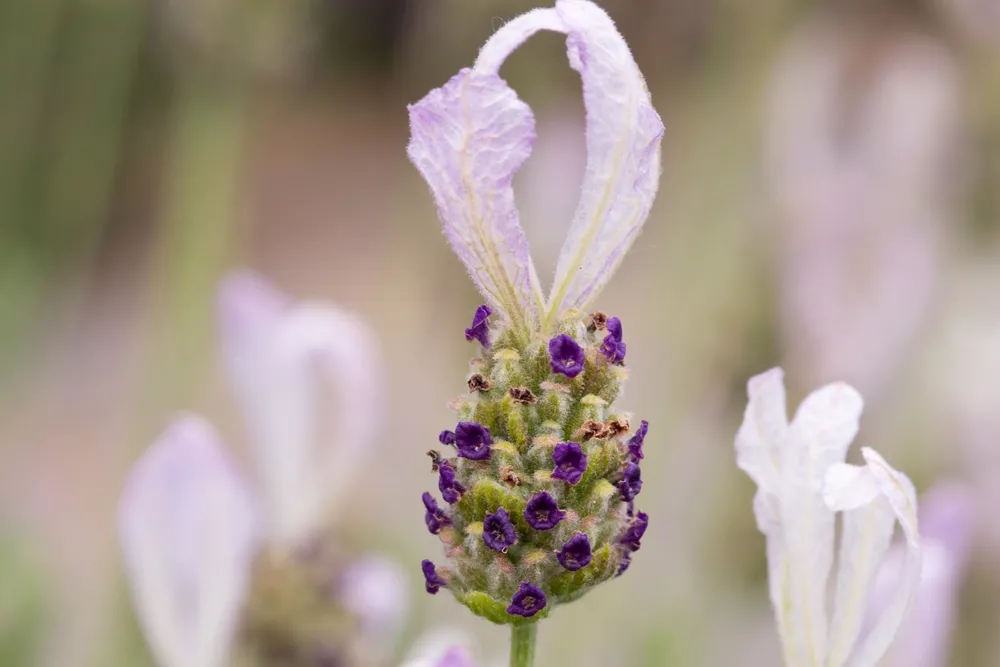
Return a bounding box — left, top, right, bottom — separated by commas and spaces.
2, 0, 1000, 665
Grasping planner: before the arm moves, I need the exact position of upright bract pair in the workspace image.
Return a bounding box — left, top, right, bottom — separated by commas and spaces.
118, 272, 403, 667
736, 368, 923, 667
407, 0, 663, 628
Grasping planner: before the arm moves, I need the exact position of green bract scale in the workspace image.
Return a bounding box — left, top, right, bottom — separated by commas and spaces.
421, 308, 649, 625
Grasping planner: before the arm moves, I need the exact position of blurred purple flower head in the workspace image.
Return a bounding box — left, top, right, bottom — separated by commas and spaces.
120, 271, 406, 666
399, 630, 479, 667
407, 0, 663, 337
766, 22, 960, 401
735, 368, 923, 667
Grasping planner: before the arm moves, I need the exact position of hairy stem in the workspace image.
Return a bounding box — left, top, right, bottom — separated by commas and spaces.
509, 623, 537, 667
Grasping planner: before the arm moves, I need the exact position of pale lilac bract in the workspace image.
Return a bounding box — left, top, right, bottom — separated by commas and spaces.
118, 416, 257, 667
407, 0, 663, 335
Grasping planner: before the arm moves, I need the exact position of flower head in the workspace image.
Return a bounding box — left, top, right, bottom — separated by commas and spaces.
506, 583, 547, 618
557, 533, 593, 571
464, 305, 493, 347
124, 271, 406, 667
482, 508, 519, 552
551, 441, 588, 484
410, 0, 660, 625
735, 368, 922, 667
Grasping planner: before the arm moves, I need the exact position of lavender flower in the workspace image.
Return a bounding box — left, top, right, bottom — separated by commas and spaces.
599, 316, 626, 364
439, 422, 494, 461
122, 271, 408, 667
617, 463, 642, 502
627, 420, 648, 461
423, 492, 451, 535
767, 25, 957, 403
438, 463, 466, 504
524, 492, 566, 531
548, 334, 585, 378
551, 442, 587, 485
619, 512, 648, 553
557, 534, 593, 571
482, 508, 519, 552
506, 583, 547, 618
735, 368, 922, 667
408, 0, 662, 626
218, 270, 381, 548
465, 305, 493, 347
423, 560, 448, 595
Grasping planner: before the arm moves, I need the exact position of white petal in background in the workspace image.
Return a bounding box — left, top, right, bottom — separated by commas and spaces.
823, 448, 922, 667
118, 415, 257, 667
399, 629, 479, 667
736, 369, 923, 667
218, 271, 381, 549
870, 483, 975, 667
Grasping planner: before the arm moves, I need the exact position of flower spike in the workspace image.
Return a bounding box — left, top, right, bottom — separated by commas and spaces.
411, 0, 658, 629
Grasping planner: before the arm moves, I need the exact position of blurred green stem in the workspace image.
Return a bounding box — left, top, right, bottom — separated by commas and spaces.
509, 624, 537, 667
146, 75, 248, 409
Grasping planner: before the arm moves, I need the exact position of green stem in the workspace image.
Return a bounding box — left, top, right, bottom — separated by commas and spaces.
509, 624, 537, 667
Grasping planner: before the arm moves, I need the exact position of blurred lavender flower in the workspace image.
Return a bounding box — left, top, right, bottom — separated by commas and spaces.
118, 416, 258, 667
218, 270, 380, 549
876, 483, 975, 667
399, 629, 479, 667
121, 271, 407, 666
766, 22, 960, 401
735, 368, 922, 667
407, 0, 663, 629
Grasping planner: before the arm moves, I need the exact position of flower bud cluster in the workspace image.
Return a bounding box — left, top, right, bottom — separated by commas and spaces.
421, 307, 649, 624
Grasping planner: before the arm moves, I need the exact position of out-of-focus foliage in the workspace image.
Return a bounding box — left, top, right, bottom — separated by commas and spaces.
0, 533, 47, 665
